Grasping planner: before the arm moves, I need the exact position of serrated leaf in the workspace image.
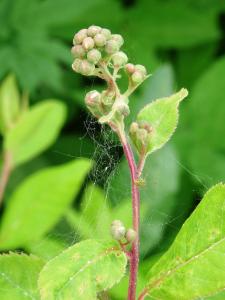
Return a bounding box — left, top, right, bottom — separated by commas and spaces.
38, 239, 127, 300
142, 183, 225, 300
0, 74, 20, 134
0, 253, 44, 300
137, 88, 188, 156
4, 100, 66, 167
0, 159, 92, 249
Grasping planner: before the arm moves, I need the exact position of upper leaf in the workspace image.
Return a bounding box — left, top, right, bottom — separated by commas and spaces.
0, 253, 44, 300
135, 88, 188, 156
38, 239, 127, 300
0, 75, 20, 135
142, 183, 225, 300
0, 159, 91, 249
4, 100, 66, 167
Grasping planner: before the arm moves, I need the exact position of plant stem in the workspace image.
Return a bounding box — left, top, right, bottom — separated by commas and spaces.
120, 135, 140, 300
0, 151, 12, 206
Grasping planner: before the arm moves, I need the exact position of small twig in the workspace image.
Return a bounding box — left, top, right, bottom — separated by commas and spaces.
137, 152, 146, 178
0, 151, 12, 206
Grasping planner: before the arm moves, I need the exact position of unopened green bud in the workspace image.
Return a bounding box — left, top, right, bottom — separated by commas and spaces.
138, 128, 148, 142
112, 51, 128, 67
85, 90, 101, 107
80, 59, 95, 76
131, 71, 144, 84
101, 28, 111, 40
94, 33, 106, 47
82, 37, 95, 51
125, 63, 135, 74
135, 64, 147, 76
71, 45, 85, 58
139, 120, 153, 133
105, 39, 119, 54
115, 101, 130, 116
111, 220, 124, 227
130, 122, 139, 135
72, 58, 82, 73
87, 25, 101, 37
125, 229, 137, 243
73, 29, 87, 45
111, 34, 124, 47
101, 90, 115, 106
87, 49, 101, 64
111, 223, 126, 240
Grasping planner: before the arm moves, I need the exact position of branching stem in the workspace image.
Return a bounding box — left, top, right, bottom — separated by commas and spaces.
0, 151, 12, 206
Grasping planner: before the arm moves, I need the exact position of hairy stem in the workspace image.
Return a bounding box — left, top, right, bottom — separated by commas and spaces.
120, 134, 140, 300
0, 151, 12, 206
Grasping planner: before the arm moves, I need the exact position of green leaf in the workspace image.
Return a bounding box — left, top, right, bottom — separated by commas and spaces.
0, 74, 20, 134
0, 253, 44, 300
0, 158, 92, 249
136, 88, 188, 156
142, 183, 225, 300
124, 0, 221, 49
176, 56, 225, 186
38, 239, 127, 300
4, 100, 66, 167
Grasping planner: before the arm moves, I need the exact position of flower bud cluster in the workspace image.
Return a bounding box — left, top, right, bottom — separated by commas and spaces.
125, 63, 147, 85
71, 25, 125, 76
129, 121, 153, 154
110, 220, 137, 243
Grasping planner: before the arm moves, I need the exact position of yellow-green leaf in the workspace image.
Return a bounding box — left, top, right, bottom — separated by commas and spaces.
0, 253, 44, 300
136, 88, 188, 156
4, 100, 66, 167
142, 183, 225, 300
38, 239, 127, 300
0, 159, 91, 249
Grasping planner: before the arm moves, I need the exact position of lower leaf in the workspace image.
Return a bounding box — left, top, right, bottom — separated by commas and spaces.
38, 239, 127, 300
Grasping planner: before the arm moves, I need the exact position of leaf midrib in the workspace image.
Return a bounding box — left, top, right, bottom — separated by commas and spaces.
148, 236, 225, 294
55, 246, 122, 297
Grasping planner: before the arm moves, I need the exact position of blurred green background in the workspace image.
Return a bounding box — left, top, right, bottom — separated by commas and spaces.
0, 0, 225, 299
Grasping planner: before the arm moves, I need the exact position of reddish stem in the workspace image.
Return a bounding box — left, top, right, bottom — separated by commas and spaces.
0, 151, 12, 206
122, 140, 140, 300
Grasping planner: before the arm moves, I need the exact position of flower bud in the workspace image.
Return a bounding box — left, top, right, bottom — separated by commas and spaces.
73, 29, 87, 45
130, 122, 139, 135
82, 37, 95, 51
115, 102, 130, 116
135, 64, 147, 76
72, 58, 82, 73
85, 90, 101, 107
125, 63, 135, 74
101, 28, 111, 39
112, 51, 128, 67
87, 49, 101, 64
138, 128, 148, 142
139, 120, 153, 133
111, 220, 124, 227
111, 224, 126, 240
131, 71, 144, 84
125, 229, 137, 243
87, 25, 101, 37
71, 45, 85, 58
111, 34, 124, 47
101, 90, 115, 106
80, 59, 95, 76
94, 33, 106, 47
105, 39, 119, 54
